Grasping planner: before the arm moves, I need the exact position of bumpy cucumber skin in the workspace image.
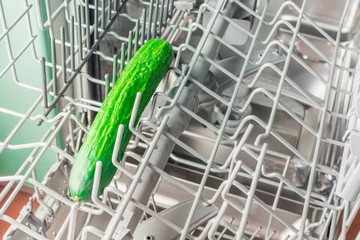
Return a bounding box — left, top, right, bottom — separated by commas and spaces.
69, 39, 173, 202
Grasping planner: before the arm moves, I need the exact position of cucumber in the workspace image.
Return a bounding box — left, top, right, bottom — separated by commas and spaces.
69, 39, 173, 202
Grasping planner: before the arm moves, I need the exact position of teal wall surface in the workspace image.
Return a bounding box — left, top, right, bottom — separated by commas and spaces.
0, 0, 61, 182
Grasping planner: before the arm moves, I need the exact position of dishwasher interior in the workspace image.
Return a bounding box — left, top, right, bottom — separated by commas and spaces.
1, 0, 360, 239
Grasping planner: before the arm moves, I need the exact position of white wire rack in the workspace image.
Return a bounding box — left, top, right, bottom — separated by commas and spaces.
1, 0, 360, 239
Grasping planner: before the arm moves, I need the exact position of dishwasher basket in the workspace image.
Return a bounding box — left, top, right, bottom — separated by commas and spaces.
1, 0, 360, 239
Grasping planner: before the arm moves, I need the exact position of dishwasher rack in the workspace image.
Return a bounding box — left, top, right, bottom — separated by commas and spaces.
1, 0, 360, 239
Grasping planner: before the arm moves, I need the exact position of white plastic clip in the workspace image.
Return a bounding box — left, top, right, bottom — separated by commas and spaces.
128, 92, 151, 146
91, 161, 116, 215
112, 125, 141, 180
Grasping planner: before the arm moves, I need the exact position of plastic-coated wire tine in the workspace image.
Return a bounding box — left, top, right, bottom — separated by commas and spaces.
92, 162, 115, 215
51, 38, 57, 95
164, 0, 170, 27
40, 57, 48, 109
108, 0, 112, 22
60, 26, 66, 84
265, 156, 291, 238
39, 0, 130, 125
68, 203, 79, 240
159, 0, 165, 35
169, 0, 174, 18
74, 112, 86, 153
141, 8, 147, 45
113, 0, 117, 11
70, 16, 75, 72
120, 42, 126, 73
105, 74, 111, 96
112, 54, 118, 83
236, 144, 268, 239
94, 0, 99, 40
127, 30, 133, 62
135, 19, 140, 52
147, 0, 154, 40
113, 0, 118, 11
67, 116, 76, 153
85, 0, 91, 49
101, 0, 106, 30
77, 6, 83, 60
153, 0, 160, 37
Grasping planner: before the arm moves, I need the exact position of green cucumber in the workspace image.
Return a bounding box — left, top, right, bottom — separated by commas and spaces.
69, 39, 173, 202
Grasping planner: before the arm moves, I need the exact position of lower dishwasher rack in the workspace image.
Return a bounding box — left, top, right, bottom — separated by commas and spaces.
1, 0, 360, 239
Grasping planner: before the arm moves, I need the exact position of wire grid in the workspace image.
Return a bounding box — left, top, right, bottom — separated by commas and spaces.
1, 0, 360, 239
158, 0, 357, 238
0, 0, 177, 238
